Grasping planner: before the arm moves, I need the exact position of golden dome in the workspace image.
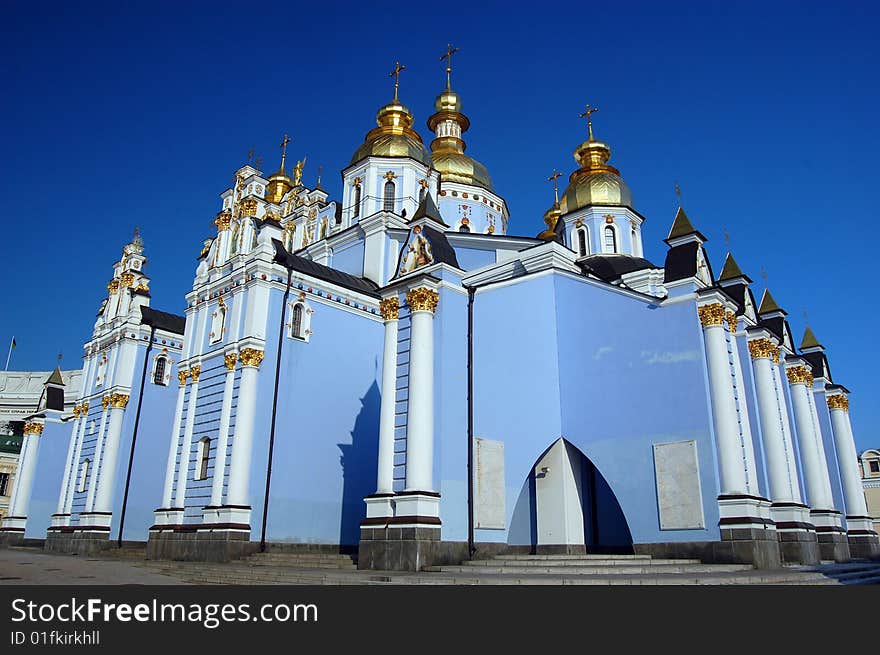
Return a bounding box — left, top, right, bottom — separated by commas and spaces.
538, 201, 563, 240
559, 137, 632, 213
265, 168, 293, 204
351, 100, 431, 166
426, 88, 494, 191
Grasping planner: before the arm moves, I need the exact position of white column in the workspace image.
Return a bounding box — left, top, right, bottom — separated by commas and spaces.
404, 288, 438, 492
85, 401, 111, 512
174, 366, 201, 507
807, 389, 835, 504
63, 406, 89, 514
699, 304, 747, 495
787, 365, 833, 509
726, 314, 759, 495
827, 395, 869, 518
56, 410, 82, 515
749, 340, 796, 501
224, 349, 264, 507
209, 354, 238, 508
8, 422, 43, 519
161, 372, 189, 508
93, 394, 129, 513
376, 298, 399, 494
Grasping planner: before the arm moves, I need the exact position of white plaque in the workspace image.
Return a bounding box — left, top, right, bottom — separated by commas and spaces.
474, 437, 505, 529
653, 440, 705, 530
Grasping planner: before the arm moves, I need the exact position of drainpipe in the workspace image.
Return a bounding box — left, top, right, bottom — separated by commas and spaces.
116, 324, 155, 547
466, 285, 476, 559
260, 266, 292, 552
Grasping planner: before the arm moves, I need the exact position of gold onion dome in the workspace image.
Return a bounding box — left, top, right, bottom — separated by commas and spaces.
538, 170, 564, 240
350, 98, 431, 166
427, 87, 494, 191
559, 108, 632, 214
266, 134, 294, 204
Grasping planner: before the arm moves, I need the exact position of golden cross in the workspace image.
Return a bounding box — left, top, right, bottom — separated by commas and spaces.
548, 169, 562, 204
279, 134, 292, 169
389, 61, 406, 101
579, 104, 599, 140
440, 44, 460, 90
674, 181, 682, 205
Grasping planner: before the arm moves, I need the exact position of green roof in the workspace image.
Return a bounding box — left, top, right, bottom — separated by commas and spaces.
0, 434, 23, 455
718, 252, 745, 281
45, 366, 64, 386
758, 289, 782, 314
800, 326, 821, 350
667, 206, 697, 240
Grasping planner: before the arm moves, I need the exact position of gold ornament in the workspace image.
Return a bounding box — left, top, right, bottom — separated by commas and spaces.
178, 370, 188, 386
748, 338, 776, 360
725, 311, 737, 332
241, 198, 258, 217
224, 352, 238, 370
82, 401, 89, 413
109, 393, 130, 409
72, 404, 81, 418
406, 287, 439, 313
120, 272, 135, 288
101, 395, 112, 410
239, 348, 265, 368
697, 303, 726, 327
190, 365, 202, 382
826, 395, 849, 412
107, 279, 120, 294
379, 297, 400, 320
215, 211, 232, 230
23, 421, 44, 435
786, 366, 813, 386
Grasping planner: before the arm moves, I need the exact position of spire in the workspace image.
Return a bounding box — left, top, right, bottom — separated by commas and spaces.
266, 133, 294, 203
579, 104, 599, 141
45, 365, 64, 386
410, 192, 447, 227
538, 170, 564, 241
718, 252, 750, 282
389, 61, 406, 102
800, 326, 822, 350
440, 43, 459, 91
758, 289, 783, 315
278, 134, 291, 174
667, 207, 696, 240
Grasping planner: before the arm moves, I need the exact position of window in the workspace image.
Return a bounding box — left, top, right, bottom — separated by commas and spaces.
0, 472, 8, 497
871, 460, 880, 473
459, 224, 470, 233
604, 225, 617, 253
353, 184, 361, 219
196, 438, 211, 480
153, 356, 168, 385
291, 303, 304, 339
383, 180, 395, 212
78, 459, 91, 493
577, 228, 588, 257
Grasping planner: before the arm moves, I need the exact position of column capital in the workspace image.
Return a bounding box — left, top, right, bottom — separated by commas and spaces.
72, 404, 82, 418
827, 394, 849, 412
23, 421, 44, 436
697, 303, 726, 327
101, 395, 112, 410
239, 348, 265, 368
81, 401, 89, 414
108, 393, 130, 409
178, 370, 188, 386
189, 365, 202, 382
406, 287, 439, 314
379, 297, 400, 320
215, 210, 232, 231
786, 365, 813, 386
748, 338, 776, 361
224, 352, 238, 371
725, 311, 738, 332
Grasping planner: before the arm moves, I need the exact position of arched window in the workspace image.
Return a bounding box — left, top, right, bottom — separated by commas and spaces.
604, 225, 617, 253
353, 184, 361, 219
577, 228, 588, 257
196, 437, 211, 481
78, 459, 91, 493
290, 303, 305, 339
153, 356, 168, 385
383, 180, 395, 212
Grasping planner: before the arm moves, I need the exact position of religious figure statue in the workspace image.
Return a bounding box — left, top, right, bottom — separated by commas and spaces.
399, 225, 433, 274
292, 157, 307, 187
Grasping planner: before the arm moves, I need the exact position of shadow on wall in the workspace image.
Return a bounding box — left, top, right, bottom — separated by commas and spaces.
337, 380, 380, 546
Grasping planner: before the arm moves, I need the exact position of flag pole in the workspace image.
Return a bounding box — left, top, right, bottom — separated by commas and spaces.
4, 337, 14, 371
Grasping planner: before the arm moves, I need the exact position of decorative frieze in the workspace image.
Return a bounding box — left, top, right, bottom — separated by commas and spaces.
239, 348, 265, 368
379, 297, 400, 321
224, 352, 238, 370
697, 303, 726, 328
406, 287, 439, 313
23, 421, 44, 436
189, 365, 202, 382
785, 365, 813, 386
826, 394, 849, 412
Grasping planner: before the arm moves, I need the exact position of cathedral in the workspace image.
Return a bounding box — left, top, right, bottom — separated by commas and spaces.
2, 54, 877, 571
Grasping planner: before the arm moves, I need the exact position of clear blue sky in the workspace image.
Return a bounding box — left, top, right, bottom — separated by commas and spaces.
2, 2, 877, 449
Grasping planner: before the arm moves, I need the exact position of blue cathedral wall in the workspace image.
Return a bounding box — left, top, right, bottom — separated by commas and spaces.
24, 418, 68, 539
458, 272, 723, 547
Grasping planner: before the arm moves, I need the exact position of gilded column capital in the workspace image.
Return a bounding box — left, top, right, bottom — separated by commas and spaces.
107, 279, 120, 295
770, 345, 780, 364
108, 393, 130, 409
379, 297, 400, 321
241, 198, 258, 217
215, 210, 232, 231
697, 303, 726, 328
239, 348, 265, 368
786, 365, 813, 386
101, 395, 112, 410
190, 365, 202, 382
23, 421, 44, 436
826, 394, 849, 412
224, 352, 238, 371
406, 287, 440, 313
178, 370, 188, 386
725, 311, 737, 332
81, 401, 89, 414
748, 338, 776, 360
72, 404, 81, 418
120, 272, 135, 288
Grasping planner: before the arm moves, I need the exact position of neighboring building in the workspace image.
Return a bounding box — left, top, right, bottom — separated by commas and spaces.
860, 450, 880, 533
0, 370, 82, 423
2, 60, 878, 568
0, 424, 23, 521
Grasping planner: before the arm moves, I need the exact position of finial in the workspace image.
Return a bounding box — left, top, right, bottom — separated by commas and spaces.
675, 181, 682, 206
316, 164, 323, 189
247, 146, 255, 163
579, 104, 599, 140
57, 352, 62, 366
803, 307, 809, 323
440, 44, 460, 90
761, 266, 768, 283
548, 169, 563, 205
279, 134, 292, 171
724, 229, 730, 248
389, 61, 406, 101
254, 155, 263, 169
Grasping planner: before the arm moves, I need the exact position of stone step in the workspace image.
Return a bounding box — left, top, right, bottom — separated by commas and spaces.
438, 563, 754, 575
488, 553, 653, 560
461, 557, 703, 567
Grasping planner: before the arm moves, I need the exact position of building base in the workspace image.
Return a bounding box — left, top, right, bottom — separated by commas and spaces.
0, 529, 25, 548
810, 509, 850, 562
847, 534, 880, 560
44, 529, 112, 556
146, 528, 256, 562
634, 529, 780, 569
771, 502, 820, 565
358, 524, 441, 571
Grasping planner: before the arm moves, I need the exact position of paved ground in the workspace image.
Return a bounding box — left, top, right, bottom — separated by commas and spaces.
0, 548, 188, 585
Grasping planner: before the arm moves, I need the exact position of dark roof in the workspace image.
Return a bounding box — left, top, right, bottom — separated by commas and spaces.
578, 254, 656, 282
140, 306, 186, 335
758, 289, 786, 316
803, 350, 832, 381
422, 225, 459, 268
721, 281, 748, 315
272, 240, 380, 297
718, 252, 751, 283
665, 207, 706, 243
410, 193, 448, 227
800, 326, 822, 350
45, 366, 64, 386
760, 315, 787, 343
663, 241, 712, 283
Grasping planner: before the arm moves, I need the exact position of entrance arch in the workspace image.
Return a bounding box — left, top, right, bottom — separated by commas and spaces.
514, 438, 633, 553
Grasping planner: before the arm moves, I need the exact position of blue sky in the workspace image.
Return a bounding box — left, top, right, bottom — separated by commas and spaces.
1, 2, 877, 449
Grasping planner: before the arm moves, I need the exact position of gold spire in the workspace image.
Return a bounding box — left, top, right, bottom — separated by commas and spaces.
389, 61, 406, 102
549, 169, 562, 205
279, 134, 291, 172
580, 104, 599, 141
266, 133, 294, 204
440, 43, 460, 90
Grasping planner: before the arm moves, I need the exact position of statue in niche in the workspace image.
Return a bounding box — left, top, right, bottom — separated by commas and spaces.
399, 225, 433, 275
